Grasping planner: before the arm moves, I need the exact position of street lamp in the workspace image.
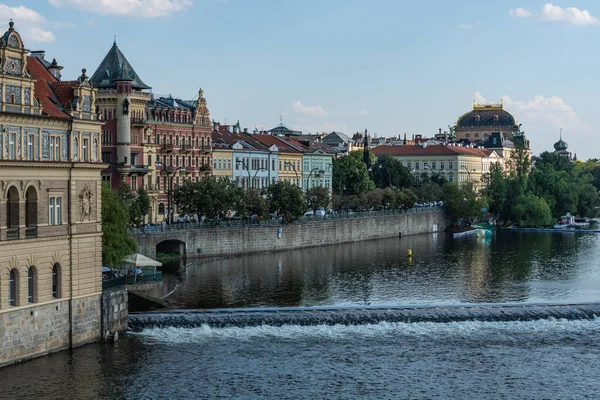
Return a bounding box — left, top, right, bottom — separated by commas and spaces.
378, 164, 392, 188
236, 159, 251, 189
284, 161, 300, 187
306, 167, 325, 189
155, 161, 184, 224
252, 167, 268, 189
461, 165, 476, 183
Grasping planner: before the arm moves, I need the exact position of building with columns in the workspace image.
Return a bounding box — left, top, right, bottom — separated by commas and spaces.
0, 22, 104, 366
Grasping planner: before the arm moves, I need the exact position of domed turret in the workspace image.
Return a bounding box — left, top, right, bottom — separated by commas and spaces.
553, 138, 568, 152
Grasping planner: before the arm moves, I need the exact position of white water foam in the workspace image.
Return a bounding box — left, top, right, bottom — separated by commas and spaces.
132, 317, 600, 345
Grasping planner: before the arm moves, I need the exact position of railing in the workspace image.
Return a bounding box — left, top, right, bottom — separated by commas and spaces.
25, 227, 37, 239
132, 206, 443, 235
145, 184, 160, 191
181, 144, 193, 152
6, 228, 18, 240
162, 144, 174, 152
130, 165, 149, 174
102, 271, 163, 290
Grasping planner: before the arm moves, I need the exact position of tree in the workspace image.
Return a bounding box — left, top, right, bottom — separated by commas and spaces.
512, 193, 553, 227
372, 154, 414, 189
415, 181, 444, 202
265, 181, 306, 222
305, 187, 330, 212
173, 177, 242, 222
332, 150, 375, 196
102, 183, 137, 267
442, 182, 486, 226
396, 188, 418, 211
236, 188, 268, 218
116, 183, 150, 226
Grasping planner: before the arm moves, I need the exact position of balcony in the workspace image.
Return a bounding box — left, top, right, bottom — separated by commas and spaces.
6, 228, 18, 240
131, 118, 145, 127
162, 144, 174, 152
181, 143, 193, 153
145, 184, 160, 192
200, 146, 212, 153
130, 165, 149, 175
25, 227, 37, 239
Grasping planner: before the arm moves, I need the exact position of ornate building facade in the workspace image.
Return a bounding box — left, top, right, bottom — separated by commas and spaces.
90, 42, 213, 224
0, 22, 104, 366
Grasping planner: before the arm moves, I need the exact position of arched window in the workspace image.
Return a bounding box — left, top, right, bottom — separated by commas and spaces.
188, 136, 191, 146
195, 136, 199, 148
9, 268, 18, 306
175, 156, 179, 166
169, 135, 173, 145
25, 186, 38, 234
27, 266, 36, 303
158, 203, 165, 215
206, 137, 211, 148
52, 264, 61, 299
7, 186, 19, 237
175, 136, 179, 146
201, 137, 205, 149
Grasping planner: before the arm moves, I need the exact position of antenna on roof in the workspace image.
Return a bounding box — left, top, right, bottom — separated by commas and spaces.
280, 108, 283, 126
114, 35, 116, 45
560, 128, 563, 140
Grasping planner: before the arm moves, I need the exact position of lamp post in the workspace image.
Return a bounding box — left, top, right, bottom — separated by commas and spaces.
236, 158, 251, 189
461, 165, 476, 183
306, 168, 325, 189
155, 161, 184, 224
284, 161, 300, 187
378, 164, 392, 188
252, 167, 268, 189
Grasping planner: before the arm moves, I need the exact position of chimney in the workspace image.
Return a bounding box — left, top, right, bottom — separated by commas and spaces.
48, 58, 63, 80
439, 128, 442, 135
30, 50, 45, 61
243, 128, 248, 133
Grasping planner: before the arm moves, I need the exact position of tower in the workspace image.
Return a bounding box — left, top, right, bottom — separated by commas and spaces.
115, 75, 133, 168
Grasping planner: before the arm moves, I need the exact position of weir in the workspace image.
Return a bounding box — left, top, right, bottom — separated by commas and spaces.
128, 302, 600, 331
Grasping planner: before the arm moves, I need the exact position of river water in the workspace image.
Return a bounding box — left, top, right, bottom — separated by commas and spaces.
2, 231, 600, 399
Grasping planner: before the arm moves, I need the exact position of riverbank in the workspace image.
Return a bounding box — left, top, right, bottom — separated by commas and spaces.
135, 209, 448, 259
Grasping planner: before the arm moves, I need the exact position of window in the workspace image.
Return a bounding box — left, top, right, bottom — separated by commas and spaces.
27, 134, 34, 160
50, 136, 60, 161
83, 138, 89, 162
272, 159, 275, 171
423, 162, 429, 169
27, 267, 36, 304
415, 162, 420, 170
147, 154, 152, 166
448, 161, 453, 170
431, 161, 436, 170
407, 162, 411, 170
102, 175, 111, 184
9, 269, 18, 306
228, 159, 232, 170
52, 264, 60, 299
440, 161, 445, 170
102, 152, 111, 163
218, 159, 222, 169
8, 133, 15, 159
448, 174, 453, 183
131, 176, 137, 190
49, 196, 62, 225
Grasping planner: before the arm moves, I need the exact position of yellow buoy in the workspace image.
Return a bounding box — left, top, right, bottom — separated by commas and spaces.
407, 249, 412, 256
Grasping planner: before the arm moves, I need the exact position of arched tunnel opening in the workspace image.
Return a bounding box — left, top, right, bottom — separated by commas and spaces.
156, 240, 186, 258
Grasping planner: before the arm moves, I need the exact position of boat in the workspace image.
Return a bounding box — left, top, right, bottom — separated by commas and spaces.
553, 213, 589, 229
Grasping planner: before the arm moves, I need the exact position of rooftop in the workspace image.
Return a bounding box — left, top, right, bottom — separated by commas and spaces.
372, 144, 488, 157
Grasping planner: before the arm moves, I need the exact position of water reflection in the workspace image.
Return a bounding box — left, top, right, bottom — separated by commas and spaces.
165, 231, 600, 308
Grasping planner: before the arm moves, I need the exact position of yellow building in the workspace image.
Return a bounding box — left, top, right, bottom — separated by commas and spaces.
254, 134, 303, 187
211, 147, 234, 179
372, 144, 489, 190
0, 22, 104, 366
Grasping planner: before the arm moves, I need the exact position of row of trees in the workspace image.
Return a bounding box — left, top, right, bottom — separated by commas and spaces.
101, 183, 140, 267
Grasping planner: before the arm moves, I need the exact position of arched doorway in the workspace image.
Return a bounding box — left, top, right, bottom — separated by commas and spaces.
25, 186, 38, 238
156, 239, 186, 257
6, 186, 19, 240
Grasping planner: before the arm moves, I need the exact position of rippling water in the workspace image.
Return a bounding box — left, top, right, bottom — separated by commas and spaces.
3, 231, 600, 399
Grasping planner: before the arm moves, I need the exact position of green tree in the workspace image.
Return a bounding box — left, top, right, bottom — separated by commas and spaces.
372, 154, 414, 189
332, 150, 375, 195
442, 182, 486, 226
265, 181, 306, 221
415, 180, 444, 202
305, 187, 331, 212
102, 183, 137, 267
236, 188, 268, 218
173, 177, 242, 221
396, 188, 418, 211
116, 183, 150, 226
512, 193, 553, 227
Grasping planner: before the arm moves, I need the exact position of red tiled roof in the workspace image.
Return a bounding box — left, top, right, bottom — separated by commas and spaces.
372, 144, 487, 157
26, 56, 70, 119
50, 81, 77, 110
253, 134, 303, 153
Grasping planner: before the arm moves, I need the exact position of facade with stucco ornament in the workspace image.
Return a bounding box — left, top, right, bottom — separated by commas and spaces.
0, 22, 105, 366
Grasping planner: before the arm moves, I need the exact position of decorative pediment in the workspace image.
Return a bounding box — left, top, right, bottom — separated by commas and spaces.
232, 142, 243, 150
269, 144, 279, 152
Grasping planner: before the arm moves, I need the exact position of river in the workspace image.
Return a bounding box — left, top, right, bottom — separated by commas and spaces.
2, 231, 600, 399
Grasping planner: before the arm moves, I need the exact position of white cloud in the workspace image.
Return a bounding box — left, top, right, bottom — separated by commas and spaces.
293, 100, 328, 118
458, 24, 474, 30
540, 3, 598, 25
49, 0, 193, 18
509, 8, 533, 18
0, 5, 55, 43
475, 92, 595, 158
339, 109, 369, 116
473, 91, 488, 104
509, 3, 598, 25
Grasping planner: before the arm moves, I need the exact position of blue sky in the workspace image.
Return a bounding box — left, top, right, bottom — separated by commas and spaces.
3, 0, 600, 158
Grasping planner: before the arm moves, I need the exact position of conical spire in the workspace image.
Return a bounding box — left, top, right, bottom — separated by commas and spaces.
90, 41, 150, 89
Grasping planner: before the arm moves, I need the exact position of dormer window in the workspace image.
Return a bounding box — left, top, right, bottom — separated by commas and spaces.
494, 115, 499, 121
475, 115, 480, 122
9, 93, 15, 104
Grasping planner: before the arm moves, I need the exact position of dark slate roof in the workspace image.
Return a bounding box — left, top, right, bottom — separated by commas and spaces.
268, 123, 301, 135
322, 131, 350, 145
457, 106, 516, 128
90, 42, 150, 90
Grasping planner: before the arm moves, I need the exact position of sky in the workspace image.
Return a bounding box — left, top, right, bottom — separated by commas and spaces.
2, 0, 600, 159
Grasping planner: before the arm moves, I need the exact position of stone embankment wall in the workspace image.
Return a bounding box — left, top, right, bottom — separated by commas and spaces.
137, 210, 447, 259
101, 288, 128, 339
0, 294, 101, 367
